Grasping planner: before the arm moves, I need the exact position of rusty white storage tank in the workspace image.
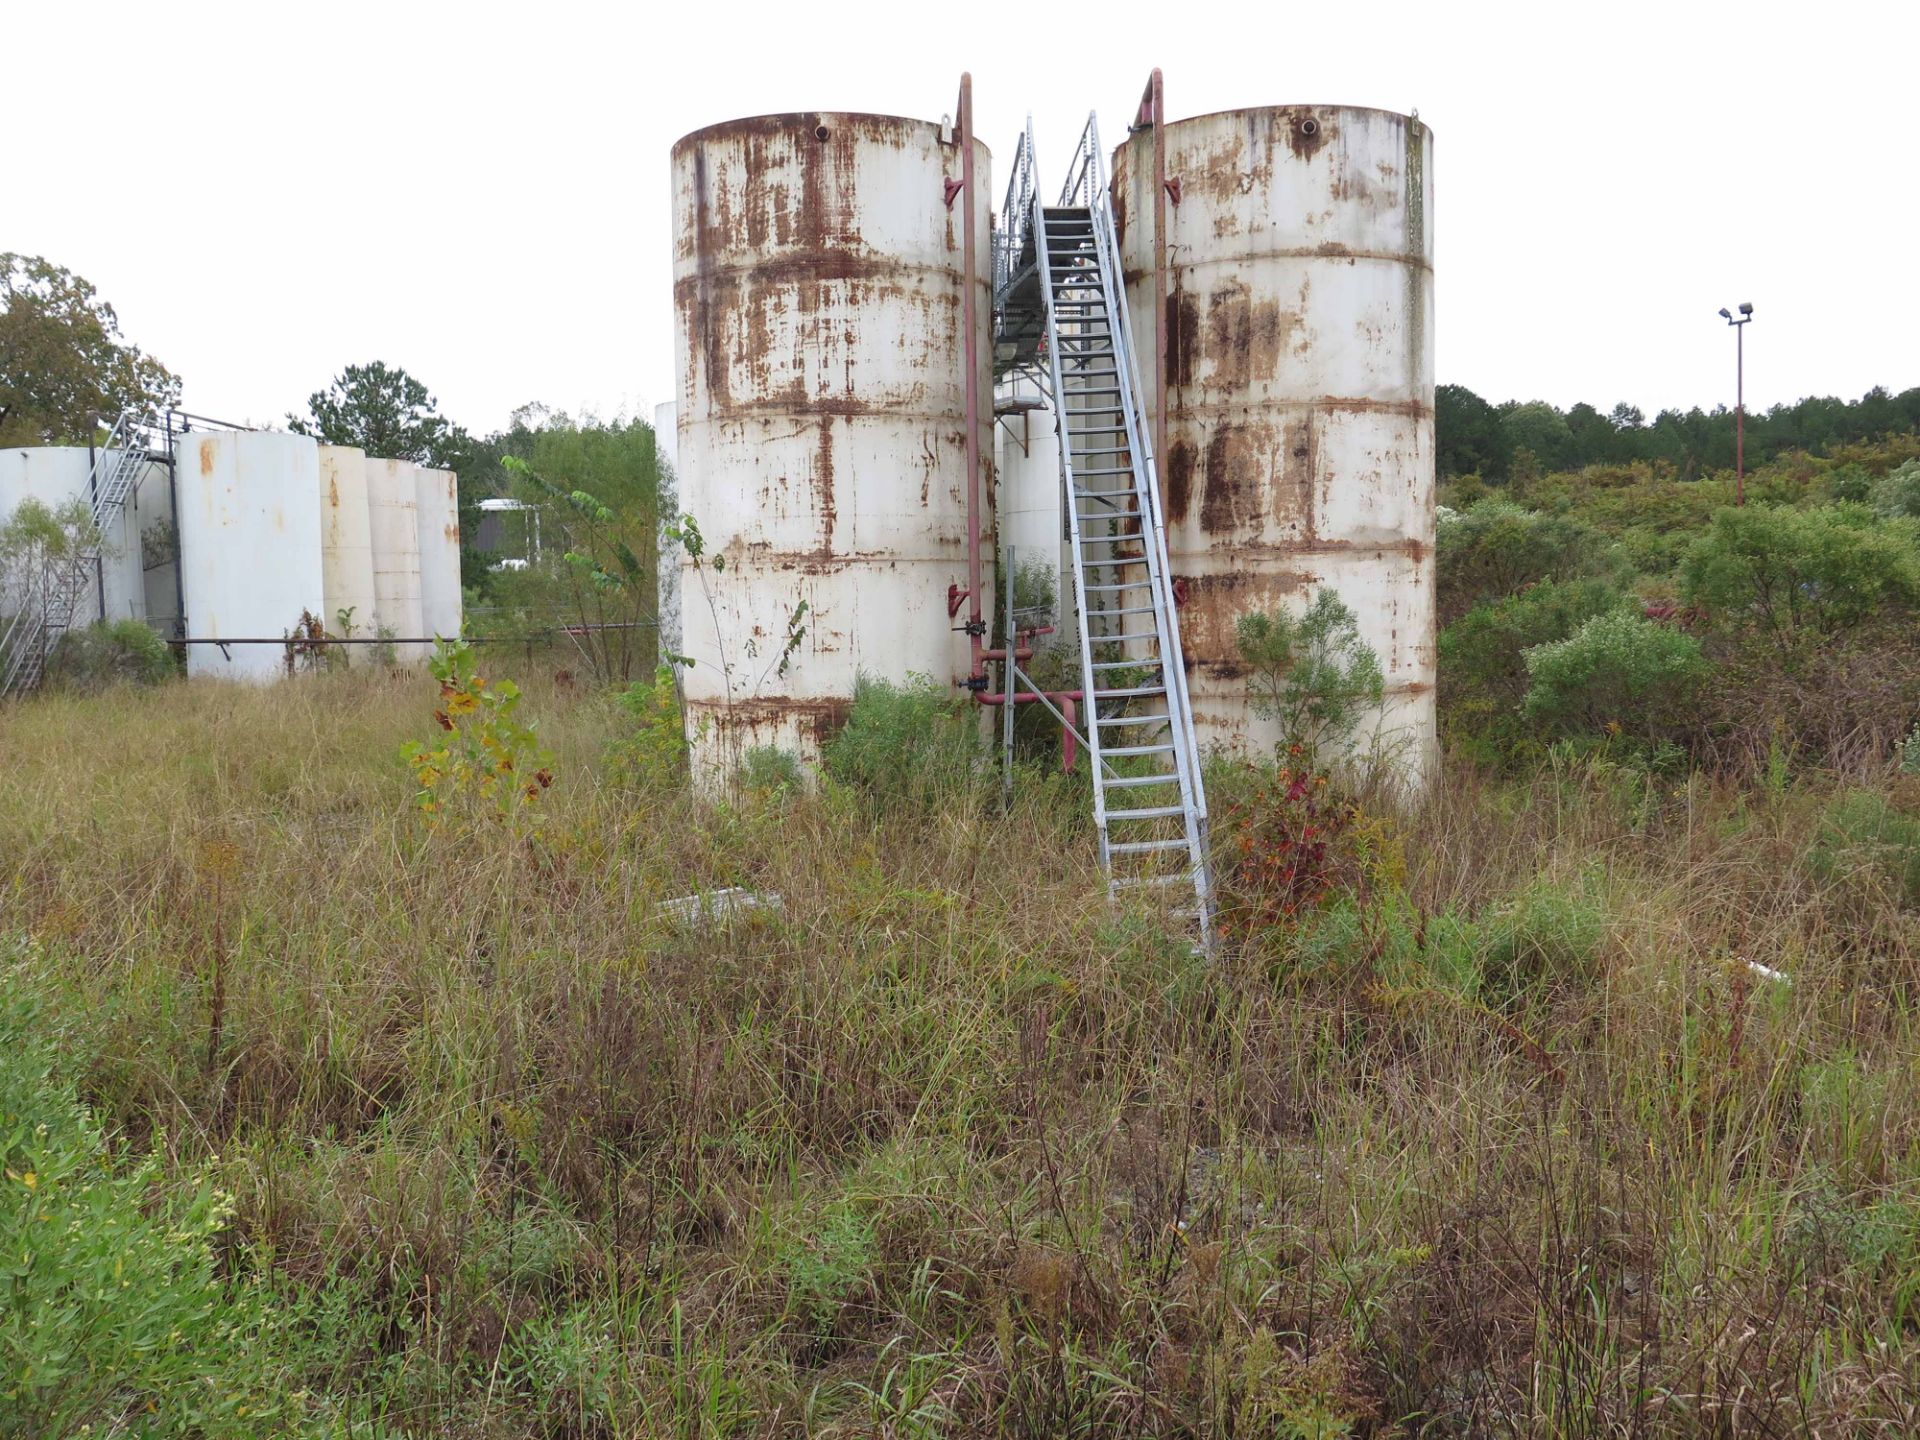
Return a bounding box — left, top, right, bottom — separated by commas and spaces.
364, 457, 425, 660
413, 464, 463, 643
318, 446, 379, 653
671, 112, 993, 781
176, 430, 326, 680
0, 446, 150, 626
1112, 105, 1436, 782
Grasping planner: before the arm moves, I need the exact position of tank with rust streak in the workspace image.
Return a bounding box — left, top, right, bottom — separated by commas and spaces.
175, 430, 327, 681
364, 457, 425, 661
413, 463, 463, 644
0, 445, 153, 627
671, 111, 993, 784
318, 446, 379, 657
1112, 105, 1437, 783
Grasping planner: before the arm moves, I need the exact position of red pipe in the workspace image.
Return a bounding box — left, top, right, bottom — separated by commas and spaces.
956, 72, 987, 683
977, 689, 1082, 772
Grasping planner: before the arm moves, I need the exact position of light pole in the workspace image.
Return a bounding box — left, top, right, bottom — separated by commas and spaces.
1718, 303, 1754, 504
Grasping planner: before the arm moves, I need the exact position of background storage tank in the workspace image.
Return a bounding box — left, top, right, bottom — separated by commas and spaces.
176, 430, 326, 680
0, 446, 151, 627
671, 111, 993, 780
413, 464, 463, 642
1112, 105, 1437, 781
318, 446, 379, 651
365, 457, 425, 661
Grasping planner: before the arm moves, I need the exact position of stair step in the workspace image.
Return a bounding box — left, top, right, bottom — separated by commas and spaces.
1082, 580, 1151, 593
1108, 805, 1188, 821
1103, 742, 1177, 758
1108, 838, 1192, 855
1104, 772, 1182, 789
1112, 873, 1189, 890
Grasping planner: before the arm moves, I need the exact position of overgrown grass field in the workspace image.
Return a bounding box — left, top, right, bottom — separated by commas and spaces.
6, 662, 1920, 1437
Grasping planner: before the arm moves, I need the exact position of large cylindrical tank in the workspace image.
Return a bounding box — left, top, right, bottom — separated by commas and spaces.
318, 446, 379, 654
413, 464, 463, 643
671, 112, 993, 780
365, 457, 425, 660
0, 446, 149, 627
176, 430, 326, 680
1112, 105, 1436, 781
993, 375, 1068, 624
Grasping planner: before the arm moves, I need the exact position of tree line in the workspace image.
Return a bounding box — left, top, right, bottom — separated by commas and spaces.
1437, 383, 1920, 482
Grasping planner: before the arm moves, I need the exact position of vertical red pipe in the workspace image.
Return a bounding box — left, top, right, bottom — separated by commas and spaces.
958, 73, 986, 679
1148, 70, 1168, 505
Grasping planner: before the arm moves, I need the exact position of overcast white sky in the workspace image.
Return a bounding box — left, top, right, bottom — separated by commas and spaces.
8, 1, 1915, 436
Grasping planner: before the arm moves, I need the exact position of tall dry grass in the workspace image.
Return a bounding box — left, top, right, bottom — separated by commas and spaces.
4, 667, 1920, 1436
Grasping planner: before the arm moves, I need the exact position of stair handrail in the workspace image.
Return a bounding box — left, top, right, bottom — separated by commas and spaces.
1074, 117, 1209, 835
0, 407, 159, 697
992, 125, 1037, 307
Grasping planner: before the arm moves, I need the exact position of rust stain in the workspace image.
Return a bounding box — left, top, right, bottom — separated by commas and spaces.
1279, 108, 1330, 162
1201, 277, 1294, 390
1176, 569, 1310, 672
1165, 438, 1195, 523
1166, 283, 1196, 388
198, 439, 215, 477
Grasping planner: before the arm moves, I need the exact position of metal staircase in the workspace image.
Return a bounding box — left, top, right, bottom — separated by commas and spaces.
0, 410, 159, 698
996, 116, 1214, 943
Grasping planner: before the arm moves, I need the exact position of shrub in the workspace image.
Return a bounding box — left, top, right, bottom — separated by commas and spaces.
1217, 754, 1397, 948
1439, 578, 1629, 725
1235, 588, 1383, 758
1436, 498, 1622, 623
821, 673, 983, 810
45, 618, 175, 691
0, 976, 302, 1436
1521, 611, 1708, 744
1869, 459, 1920, 520
1680, 503, 1920, 644
401, 636, 554, 830
607, 664, 689, 788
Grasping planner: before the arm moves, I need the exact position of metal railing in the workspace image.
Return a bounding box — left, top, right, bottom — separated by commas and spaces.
1, 409, 165, 698
992, 126, 1038, 308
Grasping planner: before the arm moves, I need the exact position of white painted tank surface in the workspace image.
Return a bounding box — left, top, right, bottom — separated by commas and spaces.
132, 454, 180, 636
1112, 105, 1437, 781
994, 374, 1068, 620
413, 463, 463, 643
364, 457, 425, 660
0, 445, 148, 626
175, 430, 326, 680
317, 446, 379, 654
672, 112, 993, 781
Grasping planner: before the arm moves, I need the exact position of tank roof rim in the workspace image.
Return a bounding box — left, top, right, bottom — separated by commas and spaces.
1113, 102, 1433, 144
672, 112, 992, 156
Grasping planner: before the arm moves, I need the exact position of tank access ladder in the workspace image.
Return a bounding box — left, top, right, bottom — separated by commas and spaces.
0, 409, 161, 699
997, 116, 1214, 947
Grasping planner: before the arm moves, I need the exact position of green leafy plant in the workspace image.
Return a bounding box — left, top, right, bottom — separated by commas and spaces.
1680, 503, 1920, 645
502, 437, 661, 684
1436, 497, 1622, 623
821, 673, 983, 810
1235, 588, 1384, 758
1521, 611, 1708, 745
401, 636, 553, 830
607, 663, 690, 789
0, 978, 301, 1436
44, 618, 175, 692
